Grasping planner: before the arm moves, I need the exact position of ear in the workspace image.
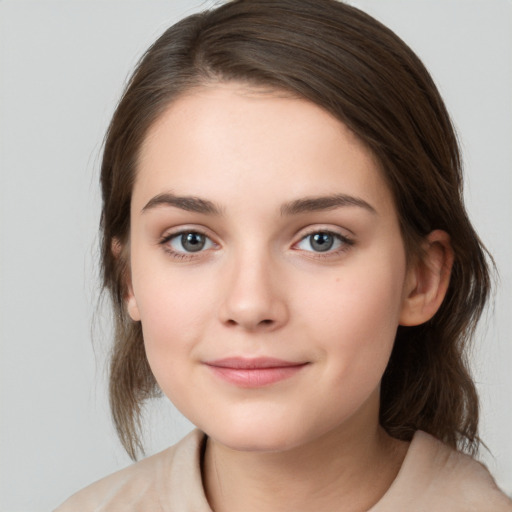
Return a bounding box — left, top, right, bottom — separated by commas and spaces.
126, 283, 141, 322
111, 237, 141, 322
399, 230, 454, 326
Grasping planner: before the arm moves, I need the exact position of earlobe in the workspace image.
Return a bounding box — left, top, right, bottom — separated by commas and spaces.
111, 237, 141, 322
399, 230, 454, 326
126, 291, 141, 322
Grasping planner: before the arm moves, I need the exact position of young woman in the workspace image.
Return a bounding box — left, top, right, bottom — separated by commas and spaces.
55, 0, 512, 510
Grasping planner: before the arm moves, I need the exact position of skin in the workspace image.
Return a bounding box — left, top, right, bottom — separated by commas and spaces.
125, 82, 453, 512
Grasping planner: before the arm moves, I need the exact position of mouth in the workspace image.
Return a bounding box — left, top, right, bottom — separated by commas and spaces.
203, 357, 309, 388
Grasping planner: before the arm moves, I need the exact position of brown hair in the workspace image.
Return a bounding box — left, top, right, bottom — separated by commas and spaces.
100, 0, 492, 460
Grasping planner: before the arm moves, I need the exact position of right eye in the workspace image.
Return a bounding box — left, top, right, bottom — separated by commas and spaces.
162, 231, 215, 254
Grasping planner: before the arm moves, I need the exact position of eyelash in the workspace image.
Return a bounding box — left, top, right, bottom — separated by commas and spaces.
158, 229, 215, 261
294, 229, 354, 259
158, 228, 354, 261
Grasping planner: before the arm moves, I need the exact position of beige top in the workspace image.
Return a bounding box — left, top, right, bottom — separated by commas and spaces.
55, 429, 512, 511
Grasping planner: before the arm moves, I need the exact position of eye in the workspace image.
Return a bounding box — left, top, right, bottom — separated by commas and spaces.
295, 231, 351, 253
165, 231, 215, 254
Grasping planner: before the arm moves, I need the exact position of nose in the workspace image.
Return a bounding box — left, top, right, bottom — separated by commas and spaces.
218, 251, 289, 332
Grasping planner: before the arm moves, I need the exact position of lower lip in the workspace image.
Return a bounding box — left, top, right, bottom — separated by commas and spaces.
206, 364, 307, 388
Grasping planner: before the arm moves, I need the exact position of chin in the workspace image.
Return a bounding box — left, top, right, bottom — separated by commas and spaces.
214, 431, 299, 453
199, 417, 321, 454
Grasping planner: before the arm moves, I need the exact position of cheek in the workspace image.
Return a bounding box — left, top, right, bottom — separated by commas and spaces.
131, 265, 217, 381
135, 279, 212, 413
297, 253, 407, 375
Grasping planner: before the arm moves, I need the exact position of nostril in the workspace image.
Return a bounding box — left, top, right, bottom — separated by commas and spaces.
224, 318, 274, 329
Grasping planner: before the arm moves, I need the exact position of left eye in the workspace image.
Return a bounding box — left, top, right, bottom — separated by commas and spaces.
167, 231, 215, 253
296, 231, 346, 253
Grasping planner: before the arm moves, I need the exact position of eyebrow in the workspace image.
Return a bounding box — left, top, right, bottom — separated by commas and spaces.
280, 194, 377, 216
141, 192, 223, 215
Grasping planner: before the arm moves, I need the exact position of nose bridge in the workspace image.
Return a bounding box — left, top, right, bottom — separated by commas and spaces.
219, 241, 287, 330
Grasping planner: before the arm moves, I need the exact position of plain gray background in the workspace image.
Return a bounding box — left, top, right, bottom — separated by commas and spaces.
0, 1, 511, 510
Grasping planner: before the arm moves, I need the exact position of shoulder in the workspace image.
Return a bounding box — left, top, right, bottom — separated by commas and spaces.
414, 431, 512, 510
373, 430, 512, 512
53, 429, 211, 512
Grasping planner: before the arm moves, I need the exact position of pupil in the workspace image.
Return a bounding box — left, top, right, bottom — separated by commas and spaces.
182, 233, 205, 252
311, 232, 333, 252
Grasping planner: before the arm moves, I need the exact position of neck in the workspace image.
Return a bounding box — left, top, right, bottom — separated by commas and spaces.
202, 417, 408, 512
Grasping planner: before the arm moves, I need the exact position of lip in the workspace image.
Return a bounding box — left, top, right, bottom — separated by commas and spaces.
204, 357, 309, 388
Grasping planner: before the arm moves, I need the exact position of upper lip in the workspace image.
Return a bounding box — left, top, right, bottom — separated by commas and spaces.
204, 357, 307, 369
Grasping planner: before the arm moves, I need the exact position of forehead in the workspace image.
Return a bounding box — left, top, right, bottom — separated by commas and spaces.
134, 82, 394, 216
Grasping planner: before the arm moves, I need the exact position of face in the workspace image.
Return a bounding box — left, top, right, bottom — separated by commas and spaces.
126, 83, 415, 452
